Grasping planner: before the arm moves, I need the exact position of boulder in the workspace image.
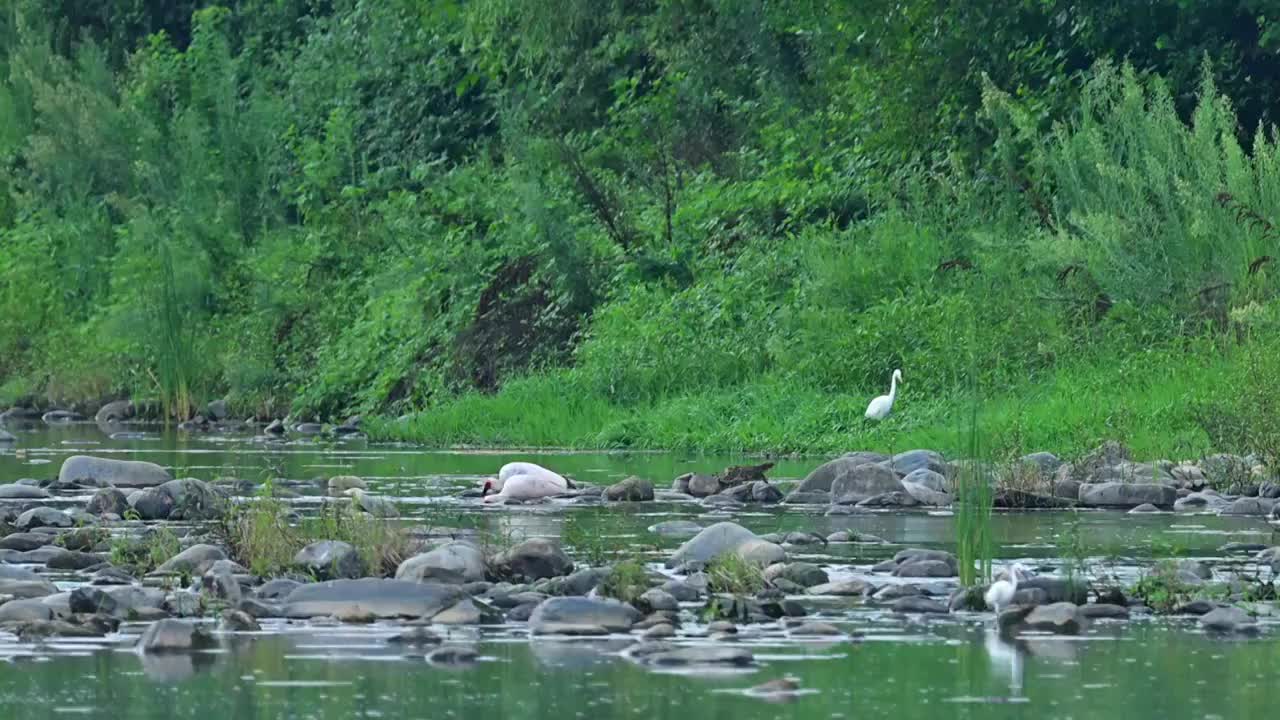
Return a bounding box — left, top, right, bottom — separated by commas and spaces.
667, 522, 785, 569
831, 462, 904, 504
294, 540, 363, 580
138, 619, 215, 652
396, 542, 486, 584
44, 549, 103, 571
152, 544, 228, 576
891, 596, 949, 614
0, 532, 51, 552
629, 643, 753, 666
128, 488, 175, 520
1220, 497, 1275, 516
0, 598, 55, 623
327, 476, 367, 494
282, 579, 462, 619
881, 449, 948, 477
94, 400, 136, 424
604, 476, 655, 502
490, 538, 573, 581
686, 474, 721, 497
1078, 482, 1176, 508
0, 484, 49, 499
793, 453, 886, 494
1174, 491, 1231, 512
637, 589, 678, 613
892, 560, 955, 578
160, 479, 226, 520
763, 562, 829, 588
15, 507, 72, 531
0, 577, 59, 599
86, 487, 130, 516
901, 468, 952, 506
1198, 605, 1258, 634
58, 455, 171, 489
528, 597, 640, 635
750, 481, 784, 503
255, 579, 303, 601
1022, 602, 1087, 634
432, 597, 501, 625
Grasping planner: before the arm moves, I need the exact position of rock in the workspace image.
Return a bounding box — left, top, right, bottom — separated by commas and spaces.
425, 646, 479, 665
901, 470, 952, 506
647, 521, 704, 539
667, 522, 784, 569
44, 549, 103, 571
643, 623, 675, 639
152, 544, 228, 576
344, 488, 399, 518
1174, 491, 1231, 512
1081, 603, 1130, 619
294, 540, 364, 580
219, 609, 260, 631
0, 484, 49, 499
1221, 497, 1275, 516
764, 562, 829, 588
558, 567, 611, 597
86, 487, 130, 516
686, 474, 721, 497
661, 580, 701, 602
670, 474, 692, 494
892, 560, 956, 578
829, 462, 904, 504
327, 476, 367, 494
204, 399, 229, 421
856, 491, 920, 507
265, 419, 285, 435
1020, 452, 1063, 475
808, 579, 874, 597
604, 476, 655, 502
0, 428, 14, 443
491, 538, 573, 581
0, 532, 51, 551
1201, 454, 1253, 488
160, 479, 226, 520
1017, 576, 1088, 605
94, 400, 135, 424
396, 542, 486, 584
1022, 602, 1087, 634
782, 490, 831, 504
0, 598, 57, 623
15, 507, 72, 531
1171, 464, 1208, 489
791, 622, 844, 636
528, 597, 640, 635
750, 481, 784, 503
138, 619, 215, 652
0, 576, 59, 599
1199, 605, 1258, 633
255, 579, 302, 601
1129, 503, 1161, 513
433, 597, 500, 625
718, 462, 774, 487
881, 450, 948, 477
637, 589, 678, 613
282, 579, 462, 619
58, 455, 171, 489
387, 627, 442, 646
1175, 599, 1218, 615
891, 596, 949, 614
632, 644, 754, 666
1078, 482, 1176, 508
1259, 481, 1280, 499
794, 453, 887, 493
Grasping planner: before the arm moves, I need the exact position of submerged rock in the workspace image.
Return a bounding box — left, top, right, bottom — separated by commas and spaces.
282, 579, 461, 619
528, 597, 640, 635
1198, 606, 1258, 634
604, 476, 655, 502
138, 619, 215, 652
628, 643, 754, 666
59, 455, 171, 489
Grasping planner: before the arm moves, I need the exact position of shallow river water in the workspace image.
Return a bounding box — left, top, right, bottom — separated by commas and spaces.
1, 424, 1278, 719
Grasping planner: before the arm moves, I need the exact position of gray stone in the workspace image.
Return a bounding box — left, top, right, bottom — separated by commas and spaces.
86, 487, 130, 516
425, 646, 480, 665
667, 522, 784, 569
491, 538, 573, 581
0, 484, 49, 499
830, 462, 904, 504
44, 549, 103, 570
794, 453, 887, 493
160, 479, 226, 520
345, 488, 399, 518
138, 619, 215, 652
432, 597, 500, 625
604, 476, 655, 502
0, 598, 54, 622
750, 481, 784, 503
282, 579, 462, 619
1221, 497, 1275, 516
294, 540, 363, 580
891, 596, 949, 614
95, 400, 135, 424
808, 579, 874, 597
255, 579, 303, 601
1023, 602, 1087, 634
791, 622, 844, 636
1129, 503, 1161, 513
782, 490, 831, 504
152, 544, 228, 576
661, 580, 701, 602
15, 507, 72, 531
643, 623, 676, 639
0, 532, 51, 552
327, 476, 367, 494
687, 474, 721, 497
1199, 605, 1258, 633
396, 542, 486, 584
764, 562, 828, 588
0, 578, 59, 599
59, 455, 170, 489
1020, 452, 1063, 475
637, 589, 678, 612
1081, 603, 1130, 619
893, 560, 955, 578
528, 597, 640, 635
881, 450, 949, 477
1078, 482, 1176, 508
1175, 491, 1231, 512
647, 521, 704, 539
219, 609, 260, 632
631, 644, 753, 666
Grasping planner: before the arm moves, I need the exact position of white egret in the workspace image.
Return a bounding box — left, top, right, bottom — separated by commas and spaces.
985, 562, 1028, 615
482, 461, 569, 502
864, 369, 902, 421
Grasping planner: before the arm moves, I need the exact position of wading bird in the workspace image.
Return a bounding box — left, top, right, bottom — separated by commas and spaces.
482, 462, 570, 502
865, 369, 902, 421
985, 563, 1028, 615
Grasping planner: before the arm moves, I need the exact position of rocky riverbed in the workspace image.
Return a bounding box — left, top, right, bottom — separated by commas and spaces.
1, 416, 1278, 718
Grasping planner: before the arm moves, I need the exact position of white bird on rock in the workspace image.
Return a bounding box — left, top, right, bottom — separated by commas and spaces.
985, 562, 1028, 615
482, 462, 570, 503
864, 369, 902, 421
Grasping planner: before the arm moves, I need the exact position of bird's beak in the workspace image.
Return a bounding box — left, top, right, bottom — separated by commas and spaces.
481, 480, 494, 497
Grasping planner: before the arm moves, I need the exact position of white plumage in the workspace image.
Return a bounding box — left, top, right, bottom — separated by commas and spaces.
985, 562, 1028, 615
864, 369, 902, 420
483, 462, 569, 502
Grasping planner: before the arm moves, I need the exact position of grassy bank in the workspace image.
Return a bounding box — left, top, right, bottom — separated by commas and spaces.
370, 333, 1279, 460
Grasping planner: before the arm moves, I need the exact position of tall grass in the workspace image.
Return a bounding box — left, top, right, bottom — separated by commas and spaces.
953, 325, 993, 588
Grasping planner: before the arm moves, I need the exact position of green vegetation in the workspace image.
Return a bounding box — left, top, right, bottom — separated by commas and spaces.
705, 553, 766, 595
5, 3, 1280, 459
217, 487, 408, 577
598, 560, 650, 605
109, 525, 182, 576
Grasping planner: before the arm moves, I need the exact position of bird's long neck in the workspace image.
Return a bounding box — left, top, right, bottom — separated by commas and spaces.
1009, 569, 1019, 593
888, 374, 898, 401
